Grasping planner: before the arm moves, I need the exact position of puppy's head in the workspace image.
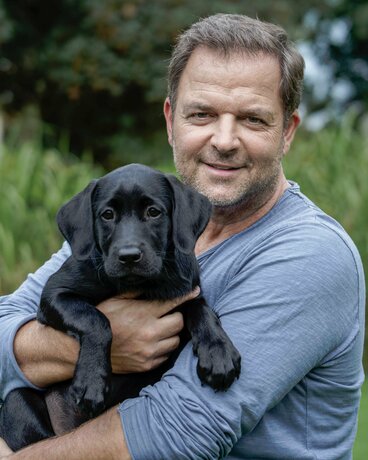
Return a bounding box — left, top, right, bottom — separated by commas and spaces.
57, 164, 212, 291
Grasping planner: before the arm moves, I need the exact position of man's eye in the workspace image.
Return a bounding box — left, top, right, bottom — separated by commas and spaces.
101, 209, 115, 220
247, 116, 265, 125
146, 207, 161, 218
189, 112, 210, 120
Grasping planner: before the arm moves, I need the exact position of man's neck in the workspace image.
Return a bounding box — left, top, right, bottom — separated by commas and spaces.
195, 176, 289, 256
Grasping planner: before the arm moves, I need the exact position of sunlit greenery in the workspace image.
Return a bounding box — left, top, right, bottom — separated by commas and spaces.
0, 141, 102, 293
1, 0, 367, 163
354, 381, 368, 459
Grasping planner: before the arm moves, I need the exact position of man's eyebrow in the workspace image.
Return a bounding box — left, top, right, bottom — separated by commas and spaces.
181, 102, 214, 113
181, 103, 276, 120
238, 107, 276, 121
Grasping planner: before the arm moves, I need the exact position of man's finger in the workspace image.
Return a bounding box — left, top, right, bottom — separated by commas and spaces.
156, 312, 184, 339
155, 336, 181, 357
155, 287, 201, 316
0, 437, 12, 456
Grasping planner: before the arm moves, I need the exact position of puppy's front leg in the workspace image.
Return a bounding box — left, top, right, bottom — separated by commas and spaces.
183, 295, 241, 391
38, 290, 112, 417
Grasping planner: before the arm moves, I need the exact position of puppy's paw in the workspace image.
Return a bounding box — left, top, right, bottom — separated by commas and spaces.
195, 335, 241, 391
69, 372, 111, 417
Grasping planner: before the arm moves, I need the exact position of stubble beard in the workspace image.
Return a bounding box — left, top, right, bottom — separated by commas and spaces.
173, 142, 285, 212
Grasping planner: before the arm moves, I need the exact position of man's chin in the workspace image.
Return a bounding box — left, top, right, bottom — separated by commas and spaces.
194, 186, 248, 207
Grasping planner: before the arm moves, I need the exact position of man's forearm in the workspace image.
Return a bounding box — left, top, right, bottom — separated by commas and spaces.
14, 320, 79, 387
8, 406, 130, 460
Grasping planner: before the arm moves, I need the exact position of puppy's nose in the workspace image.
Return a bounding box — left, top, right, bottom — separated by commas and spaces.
118, 247, 143, 264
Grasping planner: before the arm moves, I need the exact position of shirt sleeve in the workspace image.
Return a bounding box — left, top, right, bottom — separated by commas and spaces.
118, 222, 362, 459
0, 242, 71, 399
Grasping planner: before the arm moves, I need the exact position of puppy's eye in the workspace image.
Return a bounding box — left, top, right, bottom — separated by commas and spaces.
101, 209, 115, 221
146, 207, 161, 218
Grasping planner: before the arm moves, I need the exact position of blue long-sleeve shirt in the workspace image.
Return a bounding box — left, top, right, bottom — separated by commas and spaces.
0, 182, 365, 459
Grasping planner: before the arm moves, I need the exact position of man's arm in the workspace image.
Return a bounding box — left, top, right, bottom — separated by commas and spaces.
1, 224, 362, 459
1, 242, 189, 397
11, 295, 191, 388
2, 224, 363, 459
0, 243, 71, 397
116, 224, 363, 459
13, 320, 78, 387
2, 407, 129, 460
0, 438, 12, 457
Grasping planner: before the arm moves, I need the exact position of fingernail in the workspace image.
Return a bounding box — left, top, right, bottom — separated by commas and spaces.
193, 286, 201, 296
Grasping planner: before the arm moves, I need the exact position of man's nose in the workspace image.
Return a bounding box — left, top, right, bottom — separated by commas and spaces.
210, 115, 240, 153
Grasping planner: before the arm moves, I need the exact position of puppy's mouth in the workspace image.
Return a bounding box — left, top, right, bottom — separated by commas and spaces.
115, 273, 150, 286
104, 261, 162, 280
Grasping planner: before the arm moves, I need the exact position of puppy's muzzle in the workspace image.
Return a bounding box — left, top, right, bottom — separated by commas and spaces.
118, 246, 143, 265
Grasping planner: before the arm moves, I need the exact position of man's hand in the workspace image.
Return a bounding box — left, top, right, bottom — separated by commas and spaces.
0, 437, 12, 458
1, 407, 130, 459
13, 289, 199, 387
98, 289, 200, 374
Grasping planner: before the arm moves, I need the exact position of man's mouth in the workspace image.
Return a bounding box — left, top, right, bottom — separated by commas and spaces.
208, 163, 239, 170
203, 162, 243, 175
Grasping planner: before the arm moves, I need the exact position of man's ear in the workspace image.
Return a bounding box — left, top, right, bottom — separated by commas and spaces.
164, 97, 173, 146
56, 180, 98, 260
282, 110, 301, 156
165, 174, 212, 254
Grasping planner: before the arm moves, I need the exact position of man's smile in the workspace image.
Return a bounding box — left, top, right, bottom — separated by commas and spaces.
201, 161, 245, 178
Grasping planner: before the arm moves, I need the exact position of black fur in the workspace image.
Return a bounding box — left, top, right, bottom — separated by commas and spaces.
0, 164, 241, 451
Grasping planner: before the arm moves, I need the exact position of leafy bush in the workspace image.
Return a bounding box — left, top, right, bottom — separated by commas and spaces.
4, 0, 367, 164
0, 141, 103, 293
354, 381, 368, 459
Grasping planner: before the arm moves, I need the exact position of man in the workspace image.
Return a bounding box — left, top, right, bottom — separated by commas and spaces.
0, 13, 365, 459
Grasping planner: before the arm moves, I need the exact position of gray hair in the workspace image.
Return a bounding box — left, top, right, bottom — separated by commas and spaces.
167, 14, 305, 121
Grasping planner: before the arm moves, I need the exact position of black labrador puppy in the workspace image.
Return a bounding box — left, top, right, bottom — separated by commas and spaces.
0, 164, 241, 451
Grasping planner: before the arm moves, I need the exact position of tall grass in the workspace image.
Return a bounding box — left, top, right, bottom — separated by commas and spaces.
0, 142, 103, 293
354, 381, 368, 459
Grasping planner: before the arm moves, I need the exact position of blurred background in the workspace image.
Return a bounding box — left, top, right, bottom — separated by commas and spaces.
0, 0, 367, 455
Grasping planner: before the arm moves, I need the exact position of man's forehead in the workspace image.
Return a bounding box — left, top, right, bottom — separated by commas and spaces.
184, 46, 281, 74
176, 47, 283, 113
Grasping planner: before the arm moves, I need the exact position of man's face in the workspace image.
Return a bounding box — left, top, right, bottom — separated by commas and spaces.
164, 47, 299, 208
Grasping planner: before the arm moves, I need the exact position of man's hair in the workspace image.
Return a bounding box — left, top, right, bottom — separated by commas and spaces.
167, 14, 305, 121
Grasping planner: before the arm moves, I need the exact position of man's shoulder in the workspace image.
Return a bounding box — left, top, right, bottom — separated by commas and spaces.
250, 183, 356, 252
200, 185, 363, 287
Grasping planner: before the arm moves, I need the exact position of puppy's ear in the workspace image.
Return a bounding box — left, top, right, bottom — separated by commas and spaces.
165, 175, 212, 254
56, 180, 98, 260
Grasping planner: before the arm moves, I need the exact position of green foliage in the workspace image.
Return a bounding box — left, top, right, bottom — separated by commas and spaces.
0, 141, 103, 293
0, 0, 335, 164
354, 381, 368, 459
302, 0, 368, 112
